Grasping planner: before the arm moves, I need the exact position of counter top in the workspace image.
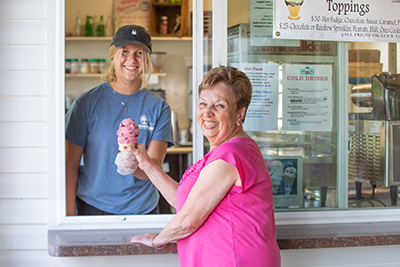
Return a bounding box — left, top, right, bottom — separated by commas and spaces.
166, 146, 193, 154
48, 221, 400, 257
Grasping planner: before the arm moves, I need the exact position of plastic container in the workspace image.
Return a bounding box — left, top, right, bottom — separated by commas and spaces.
151, 52, 166, 73
89, 59, 99, 74
98, 59, 107, 73
65, 59, 71, 74
70, 59, 80, 74
80, 59, 89, 74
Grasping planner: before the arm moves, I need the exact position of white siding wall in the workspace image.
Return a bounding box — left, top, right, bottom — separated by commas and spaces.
0, 0, 399, 266
0, 0, 48, 255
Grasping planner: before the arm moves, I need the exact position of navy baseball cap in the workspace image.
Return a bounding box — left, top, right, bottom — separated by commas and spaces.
110, 24, 152, 54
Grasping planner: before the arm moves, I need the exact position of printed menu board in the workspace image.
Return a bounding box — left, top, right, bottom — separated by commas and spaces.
282, 64, 332, 131
232, 63, 280, 131
273, 0, 400, 43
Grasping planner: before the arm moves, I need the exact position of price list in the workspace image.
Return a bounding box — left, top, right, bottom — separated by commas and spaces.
282, 64, 332, 132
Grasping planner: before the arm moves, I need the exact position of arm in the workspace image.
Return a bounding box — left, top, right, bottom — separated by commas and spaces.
131, 159, 240, 247
65, 140, 84, 216
129, 144, 179, 208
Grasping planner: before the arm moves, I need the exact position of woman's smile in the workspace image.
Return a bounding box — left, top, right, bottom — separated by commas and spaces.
204, 121, 218, 128
197, 82, 243, 149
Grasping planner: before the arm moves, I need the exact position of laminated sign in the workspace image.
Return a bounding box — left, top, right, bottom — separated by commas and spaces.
272, 0, 400, 42
114, 0, 151, 33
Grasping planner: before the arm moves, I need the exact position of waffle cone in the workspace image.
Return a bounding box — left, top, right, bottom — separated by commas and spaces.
283, 175, 295, 186
118, 143, 135, 152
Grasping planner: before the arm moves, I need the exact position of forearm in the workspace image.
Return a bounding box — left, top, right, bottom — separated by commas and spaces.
131, 157, 162, 180
141, 161, 179, 208
152, 212, 203, 247
65, 166, 78, 216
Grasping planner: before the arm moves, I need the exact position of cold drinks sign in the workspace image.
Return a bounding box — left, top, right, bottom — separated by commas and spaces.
270, 0, 400, 42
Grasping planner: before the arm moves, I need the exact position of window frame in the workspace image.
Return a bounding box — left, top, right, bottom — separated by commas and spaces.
48, 0, 400, 231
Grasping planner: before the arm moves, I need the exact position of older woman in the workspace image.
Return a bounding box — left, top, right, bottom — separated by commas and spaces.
129, 66, 281, 266
65, 24, 173, 216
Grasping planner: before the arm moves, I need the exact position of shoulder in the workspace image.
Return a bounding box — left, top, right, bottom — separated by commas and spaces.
140, 89, 165, 102
207, 138, 259, 163
219, 138, 257, 153
141, 89, 171, 111
74, 82, 109, 105
207, 138, 242, 157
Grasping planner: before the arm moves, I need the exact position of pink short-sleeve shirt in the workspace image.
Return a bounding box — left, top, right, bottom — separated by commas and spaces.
176, 138, 281, 267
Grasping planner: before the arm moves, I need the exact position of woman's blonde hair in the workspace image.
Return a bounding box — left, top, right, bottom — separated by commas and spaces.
101, 45, 153, 89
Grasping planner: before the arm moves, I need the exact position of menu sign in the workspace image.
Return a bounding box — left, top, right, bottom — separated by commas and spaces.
282, 64, 332, 132
249, 0, 299, 46
273, 0, 400, 43
232, 63, 280, 131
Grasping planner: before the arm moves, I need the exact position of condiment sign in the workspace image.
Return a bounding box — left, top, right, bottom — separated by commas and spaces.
272, 0, 400, 42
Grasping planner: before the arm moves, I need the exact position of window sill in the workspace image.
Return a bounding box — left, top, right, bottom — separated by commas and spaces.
48, 222, 400, 257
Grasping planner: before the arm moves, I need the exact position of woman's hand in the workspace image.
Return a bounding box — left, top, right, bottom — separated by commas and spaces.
130, 233, 166, 249
130, 233, 154, 247
126, 144, 154, 172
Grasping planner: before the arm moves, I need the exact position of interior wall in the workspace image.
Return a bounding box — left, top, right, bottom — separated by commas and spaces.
64, 0, 192, 130
228, 0, 250, 27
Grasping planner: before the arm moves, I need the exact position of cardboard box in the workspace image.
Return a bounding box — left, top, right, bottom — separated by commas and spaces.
348, 62, 383, 78
349, 49, 381, 63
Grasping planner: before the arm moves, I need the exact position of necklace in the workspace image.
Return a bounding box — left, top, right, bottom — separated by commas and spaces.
112, 90, 140, 113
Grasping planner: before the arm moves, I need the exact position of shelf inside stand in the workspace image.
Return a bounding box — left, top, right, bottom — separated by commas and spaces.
150, 0, 188, 37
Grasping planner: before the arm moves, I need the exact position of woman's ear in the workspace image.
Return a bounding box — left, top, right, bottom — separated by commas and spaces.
236, 107, 246, 126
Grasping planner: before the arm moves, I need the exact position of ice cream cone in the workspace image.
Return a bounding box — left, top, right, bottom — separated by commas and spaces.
287, 5, 301, 20
284, 175, 295, 195
117, 118, 140, 152
283, 167, 297, 195
115, 118, 140, 175
285, 0, 303, 20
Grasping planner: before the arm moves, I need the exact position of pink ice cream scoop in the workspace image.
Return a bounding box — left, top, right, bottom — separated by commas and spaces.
116, 118, 140, 152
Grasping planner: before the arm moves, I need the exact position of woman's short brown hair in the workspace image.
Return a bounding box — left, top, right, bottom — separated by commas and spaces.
199, 65, 252, 113
101, 45, 153, 89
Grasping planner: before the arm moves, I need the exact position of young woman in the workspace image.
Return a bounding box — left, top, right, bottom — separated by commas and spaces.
65, 25, 174, 216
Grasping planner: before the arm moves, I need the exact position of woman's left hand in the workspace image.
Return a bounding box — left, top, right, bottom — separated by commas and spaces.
130, 233, 156, 247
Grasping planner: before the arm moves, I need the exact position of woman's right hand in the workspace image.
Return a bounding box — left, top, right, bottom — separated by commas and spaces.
126, 144, 154, 172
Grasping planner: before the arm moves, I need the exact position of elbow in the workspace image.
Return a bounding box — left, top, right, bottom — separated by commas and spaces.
177, 214, 204, 237
179, 223, 198, 237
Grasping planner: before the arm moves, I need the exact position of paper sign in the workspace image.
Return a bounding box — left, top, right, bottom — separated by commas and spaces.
282, 64, 332, 131
273, 0, 400, 42
232, 63, 280, 131
265, 156, 303, 207
250, 0, 300, 46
